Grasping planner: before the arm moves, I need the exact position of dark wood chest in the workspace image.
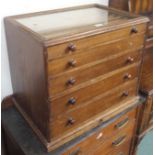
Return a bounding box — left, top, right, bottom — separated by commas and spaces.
3, 4, 149, 154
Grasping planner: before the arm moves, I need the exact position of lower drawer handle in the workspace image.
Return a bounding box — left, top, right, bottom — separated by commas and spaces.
69, 148, 82, 155
112, 136, 126, 147
115, 118, 129, 129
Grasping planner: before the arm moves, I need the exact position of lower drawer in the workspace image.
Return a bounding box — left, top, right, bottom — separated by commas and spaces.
104, 138, 132, 155
93, 134, 132, 155
51, 79, 138, 117
50, 80, 137, 137
52, 107, 137, 155
62, 118, 135, 155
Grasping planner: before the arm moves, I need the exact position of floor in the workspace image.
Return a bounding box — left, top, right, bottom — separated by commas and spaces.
137, 130, 153, 155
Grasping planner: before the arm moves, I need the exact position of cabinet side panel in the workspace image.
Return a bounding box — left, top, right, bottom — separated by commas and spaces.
4, 19, 50, 141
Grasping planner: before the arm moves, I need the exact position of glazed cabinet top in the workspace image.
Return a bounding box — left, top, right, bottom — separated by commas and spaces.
6, 4, 149, 46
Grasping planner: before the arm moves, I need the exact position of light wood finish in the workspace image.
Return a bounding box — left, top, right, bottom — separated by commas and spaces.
4, 4, 149, 151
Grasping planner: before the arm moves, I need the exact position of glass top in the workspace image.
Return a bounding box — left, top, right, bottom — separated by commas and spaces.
16, 6, 132, 40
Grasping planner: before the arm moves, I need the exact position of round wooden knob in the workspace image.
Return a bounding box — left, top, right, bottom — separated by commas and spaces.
68, 43, 76, 52
122, 91, 129, 97
127, 57, 134, 63
67, 117, 75, 125
68, 97, 76, 105
131, 27, 138, 34
124, 73, 132, 79
67, 78, 76, 85
68, 60, 77, 67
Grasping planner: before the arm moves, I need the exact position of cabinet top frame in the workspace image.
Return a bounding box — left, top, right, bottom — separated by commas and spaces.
5, 4, 149, 46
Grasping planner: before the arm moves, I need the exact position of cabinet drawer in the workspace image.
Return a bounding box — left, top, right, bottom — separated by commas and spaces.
50, 63, 139, 102
51, 97, 137, 138
49, 50, 142, 95
51, 79, 138, 118
99, 138, 132, 155
61, 108, 136, 155
47, 34, 144, 76
47, 24, 146, 60
92, 126, 134, 155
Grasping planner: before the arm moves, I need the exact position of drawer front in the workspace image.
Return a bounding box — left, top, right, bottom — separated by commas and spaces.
47, 24, 146, 60
49, 50, 142, 95
50, 63, 139, 103
51, 79, 138, 118
61, 108, 136, 155
47, 34, 144, 75
92, 126, 134, 155
99, 139, 132, 155
50, 91, 137, 138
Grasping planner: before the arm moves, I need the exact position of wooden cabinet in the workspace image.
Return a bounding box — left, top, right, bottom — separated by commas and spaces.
129, 0, 153, 14
4, 4, 148, 153
2, 99, 141, 155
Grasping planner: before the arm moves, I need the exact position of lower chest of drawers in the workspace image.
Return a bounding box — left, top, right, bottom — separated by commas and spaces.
51, 106, 137, 155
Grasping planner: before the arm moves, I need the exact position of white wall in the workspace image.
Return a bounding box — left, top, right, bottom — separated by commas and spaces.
1, 0, 108, 100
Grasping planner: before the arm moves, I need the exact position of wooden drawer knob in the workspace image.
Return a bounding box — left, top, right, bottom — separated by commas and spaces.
67, 117, 75, 125
67, 78, 76, 85
68, 43, 76, 52
124, 73, 132, 80
68, 97, 76, 105
131, 27, 138, 34
68, 60, 77, 67
127, 57, 134, 63
122, 91, 129, 97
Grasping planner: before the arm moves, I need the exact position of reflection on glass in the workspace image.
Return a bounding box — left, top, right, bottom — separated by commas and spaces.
16, 7, 129, 39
